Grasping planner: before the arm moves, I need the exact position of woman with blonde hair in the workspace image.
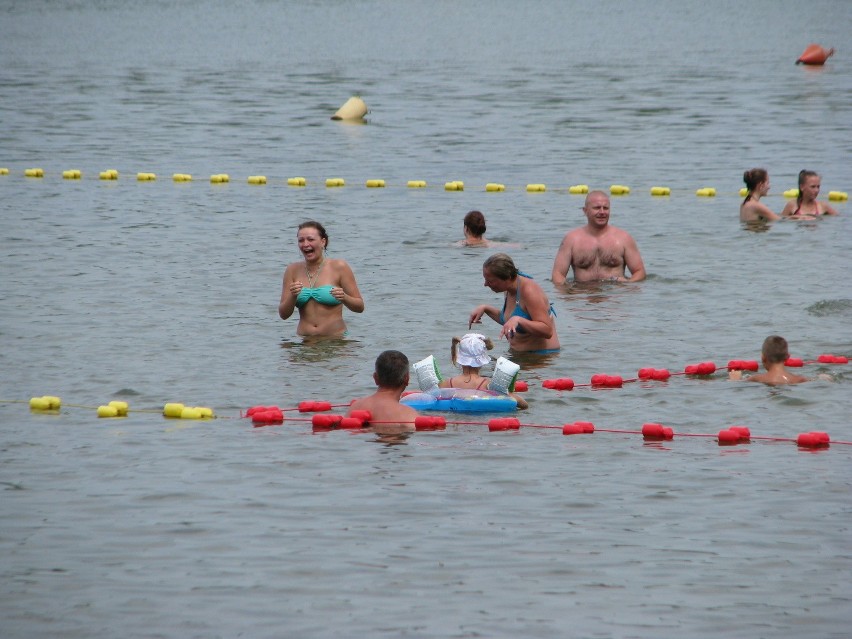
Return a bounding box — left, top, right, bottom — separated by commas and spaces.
782, 170, 839, 218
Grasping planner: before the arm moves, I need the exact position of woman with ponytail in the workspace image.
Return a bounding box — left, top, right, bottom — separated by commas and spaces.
781, 170, 839, 218
740, 168, 780, 223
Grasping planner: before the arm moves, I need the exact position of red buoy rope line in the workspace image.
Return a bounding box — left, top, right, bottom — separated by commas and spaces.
244, 405, 849, 450
541, 354, 847, 392
18, 389, 850, 450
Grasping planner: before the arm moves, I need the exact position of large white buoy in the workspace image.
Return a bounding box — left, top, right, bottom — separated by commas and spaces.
331, 96, 368, 121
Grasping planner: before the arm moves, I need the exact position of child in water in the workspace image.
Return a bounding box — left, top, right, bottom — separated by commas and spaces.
438, 333, 529, 409
729, 335, 822, 385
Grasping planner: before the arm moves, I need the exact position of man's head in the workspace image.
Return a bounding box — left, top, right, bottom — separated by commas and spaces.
761, 335, 790, 365
583, 190, 611, 228
374, 350, 410, 389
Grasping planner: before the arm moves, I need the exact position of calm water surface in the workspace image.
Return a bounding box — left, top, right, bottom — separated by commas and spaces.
1, 1, 851, 637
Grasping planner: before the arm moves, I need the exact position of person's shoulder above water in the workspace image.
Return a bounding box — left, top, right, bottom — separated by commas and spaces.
551, 190, 645, 285
780, 170, 840, 218
740, 168, 781, 223
348, 350, 419, 427
728, 335, 832, 385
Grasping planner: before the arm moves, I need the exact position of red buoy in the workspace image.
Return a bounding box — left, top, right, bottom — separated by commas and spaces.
252, 408, 284, 424
339, 416, 366, 429
640, 368, 670, 381
414, 416, 446, 431
513, 380, 529, 392
488, 418, 520, 431
298, 400, 332, 413
717, 429, 741, 445
562, 421, 594, 435
729, 426, 751, 441
818, 354, 848, 364
312, 414, 343, 428
349, 410, 372, 424
797, 431, 830, 448
591, 374, 622, 387
641, 423, 673, 440
785, 357, 804, 367
543, 378, 574, 390
796, 44, 834, 66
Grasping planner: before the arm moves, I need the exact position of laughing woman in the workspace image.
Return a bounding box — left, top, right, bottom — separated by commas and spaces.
278, 221, 364, 337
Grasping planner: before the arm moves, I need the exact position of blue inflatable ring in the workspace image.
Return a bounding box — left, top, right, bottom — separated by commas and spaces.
401, 388, 517, 413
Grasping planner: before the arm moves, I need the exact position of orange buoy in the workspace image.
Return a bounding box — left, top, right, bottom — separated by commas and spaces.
796, 44, 835, 66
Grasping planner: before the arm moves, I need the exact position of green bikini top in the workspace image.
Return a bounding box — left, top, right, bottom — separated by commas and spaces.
295, 285, 341, 308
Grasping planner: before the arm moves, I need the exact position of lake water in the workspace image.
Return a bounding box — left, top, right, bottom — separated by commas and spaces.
1, 1, 851, 637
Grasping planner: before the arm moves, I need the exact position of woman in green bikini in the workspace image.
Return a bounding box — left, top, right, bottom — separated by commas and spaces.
278, 221, 364, 337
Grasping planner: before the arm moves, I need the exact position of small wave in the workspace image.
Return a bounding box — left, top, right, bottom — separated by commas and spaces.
805, 299, 852, 317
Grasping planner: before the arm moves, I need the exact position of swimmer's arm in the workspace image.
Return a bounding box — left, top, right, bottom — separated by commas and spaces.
502, 284, 552, 339
469, 305, 500, 328
754, 201, 781, 221
336, 261, 365, 313
822, 202, 839, 216
278, 265, 300, 320
551, 234, 572, 285
510, 392, 529, 410
623, 236, 646, 282
780, 200, 796, 216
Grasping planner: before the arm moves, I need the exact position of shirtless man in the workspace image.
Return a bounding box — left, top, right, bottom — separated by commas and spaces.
729, 336, 810, 385
348, 350, 419, 430
551, 191, 646, 285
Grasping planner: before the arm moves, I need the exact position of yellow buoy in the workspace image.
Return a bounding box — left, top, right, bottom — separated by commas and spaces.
783, 188, 799, 199
0, 167, 9, 175
196, 407, 215, 419
180, 407, 202, 420
325, 178, 345, 187
100, 169, 119, 180
43, 396, 62, 409
526, 183, 546, 192
444, 181, 464, 191
407, 180, 427, 188
24, 168, 45, 178
136, 172, 156, 181
828, 191, 848, 201
172, 173, 192, 182
365, 179, 386, 188
331, 96, 368, 121
650, 186, 671, 196
62, 169, 82, 179
485, 183, 505, 192
108, 401, 129, 416
97, 405, 119, 418
739, 187, 748, 197
610, 185, 630, 195
29, 397, 52, 411
163, 403, 185, 418
287, 177, 306, 186
210, 174, 230, 183
695, 187, 716, 197
568, 184, 589, 195
247, 175, 267, 184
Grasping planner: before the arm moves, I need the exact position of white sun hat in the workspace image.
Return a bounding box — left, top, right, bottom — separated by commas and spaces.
457, 333, 491, 368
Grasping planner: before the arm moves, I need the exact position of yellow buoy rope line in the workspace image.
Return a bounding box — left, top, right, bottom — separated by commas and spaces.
2, 396, 232, 420
1, 168, 847, 200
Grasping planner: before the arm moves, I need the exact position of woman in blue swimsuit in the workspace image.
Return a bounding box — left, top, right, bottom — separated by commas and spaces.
468, 253, 560, 353
278, 221, 364, 337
